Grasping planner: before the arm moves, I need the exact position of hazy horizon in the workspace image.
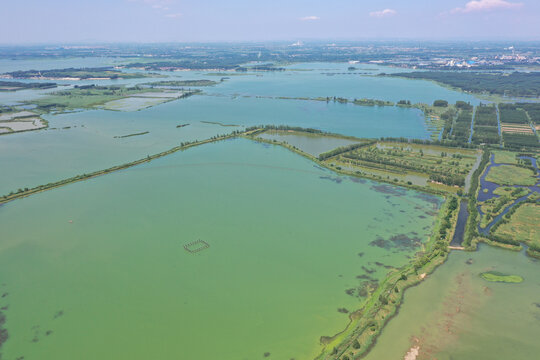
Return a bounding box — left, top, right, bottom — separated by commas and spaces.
2, 0, 539, 44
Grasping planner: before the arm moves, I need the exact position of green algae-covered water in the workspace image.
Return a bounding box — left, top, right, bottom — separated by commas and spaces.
364, 245, 540, 360
0, 139, 442, 360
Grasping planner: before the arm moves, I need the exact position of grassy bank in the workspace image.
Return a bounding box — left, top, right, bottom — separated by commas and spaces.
315, 194, 459, 360
462, 150, 491, 249
485, 164, 537, 186
114, 131, 150, 139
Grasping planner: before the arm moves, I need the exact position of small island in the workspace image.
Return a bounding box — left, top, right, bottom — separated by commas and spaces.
480, 271, 524, 283
145, 80, 219, 87
1, 67, 158, 81
0, 80, 57, 91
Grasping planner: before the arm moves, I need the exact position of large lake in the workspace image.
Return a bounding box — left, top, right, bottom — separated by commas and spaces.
0, 139, 441, 360
0, 59, 478, 195
3, 59, 533, 360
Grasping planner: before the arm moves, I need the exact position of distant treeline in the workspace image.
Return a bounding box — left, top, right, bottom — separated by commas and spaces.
0, 80, 56, 91
124, 60, 285, 72
146, 80, 218, 87
124, 61, 240, 71
378, 136, 475, 149
318, 143, 371, 161
236, 66, 285, 72
384, 71, 540, 97
247, 124, 324, 134
4, 67, 144, 80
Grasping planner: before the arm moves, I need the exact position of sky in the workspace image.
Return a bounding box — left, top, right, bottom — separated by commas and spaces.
1, 0, 539, 44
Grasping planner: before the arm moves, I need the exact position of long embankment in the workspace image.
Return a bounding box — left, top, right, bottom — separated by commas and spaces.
0, 132, 242, 206
462, 150, 491, 249
315, 194, 459, 359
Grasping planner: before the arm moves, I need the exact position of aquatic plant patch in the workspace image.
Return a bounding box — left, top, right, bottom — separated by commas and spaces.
480, 271, 523, 283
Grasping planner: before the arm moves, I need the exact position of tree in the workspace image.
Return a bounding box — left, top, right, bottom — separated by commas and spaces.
434, 100, 449, 107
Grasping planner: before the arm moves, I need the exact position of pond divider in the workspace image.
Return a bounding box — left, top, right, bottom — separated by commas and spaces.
0, 132, 240, 206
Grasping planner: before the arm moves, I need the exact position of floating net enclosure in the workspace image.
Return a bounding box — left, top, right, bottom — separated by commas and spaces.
184, 239, 210, 253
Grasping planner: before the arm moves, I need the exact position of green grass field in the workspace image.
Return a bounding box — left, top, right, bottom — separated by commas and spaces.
494, 203, 540, 247
492, 150, 518, 164
485, 165, 537, 186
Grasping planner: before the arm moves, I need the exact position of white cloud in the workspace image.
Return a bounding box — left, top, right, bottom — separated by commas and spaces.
369, 9, 397, 18
128, 0, 172, 5
300, 16, 320, 21
127, 0, 173, 10
165, 13, 182, 18
451, 0, 523, 14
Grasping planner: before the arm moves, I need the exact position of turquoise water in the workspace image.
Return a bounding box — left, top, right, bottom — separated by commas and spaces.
2, 59, 464, 195
0, 92, 429, 195
169, 94, 430, 138
0, 138, 441, 360
258, 131, 359, 157
0, 58, 478, 195
0, 58, 480, 105
204, 64, 480, 105
0, 108, 228, 194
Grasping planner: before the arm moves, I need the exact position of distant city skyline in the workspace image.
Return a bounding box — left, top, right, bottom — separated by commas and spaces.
1, 0, 539, 44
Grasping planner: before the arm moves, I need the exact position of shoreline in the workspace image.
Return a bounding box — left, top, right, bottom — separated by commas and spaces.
377, 73, 540, 104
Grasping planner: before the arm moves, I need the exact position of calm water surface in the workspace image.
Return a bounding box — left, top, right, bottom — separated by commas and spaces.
0, 59, 478, 194
364, 245, 540, 360
3, 59, 521, 360
258, 131, 359, 157
0, 139, 442, 360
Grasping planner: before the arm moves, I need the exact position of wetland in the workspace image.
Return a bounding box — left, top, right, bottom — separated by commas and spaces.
1, 54, 539, 360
